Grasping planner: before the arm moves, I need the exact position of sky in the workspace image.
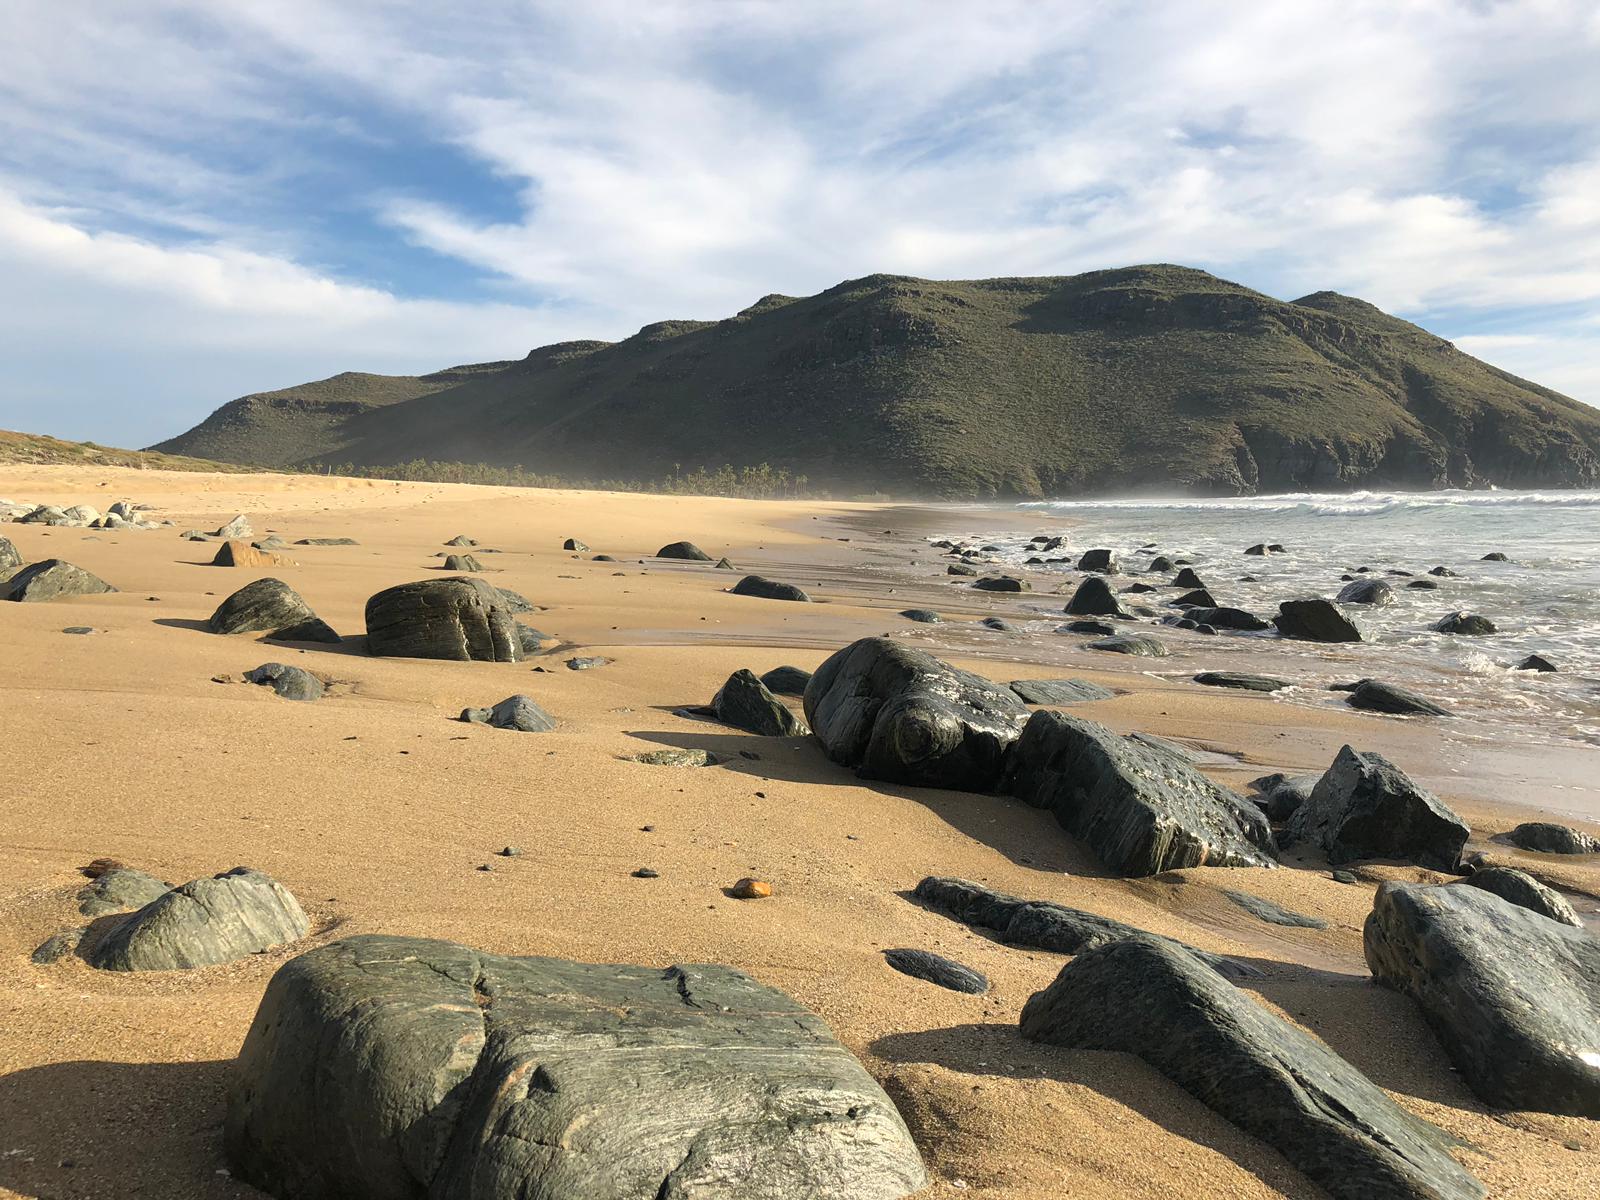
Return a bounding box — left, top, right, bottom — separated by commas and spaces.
2, 1, 1598, 449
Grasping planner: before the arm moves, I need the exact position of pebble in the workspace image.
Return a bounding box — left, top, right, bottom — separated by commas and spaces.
498, 846, 522, 857
632, 867, 660, 879
730, 878, 773, 899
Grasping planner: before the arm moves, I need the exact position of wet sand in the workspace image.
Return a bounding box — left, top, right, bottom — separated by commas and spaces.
1, 465, 1596, 1199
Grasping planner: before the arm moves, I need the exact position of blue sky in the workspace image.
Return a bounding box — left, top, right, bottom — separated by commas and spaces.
2, 1, 1597, 448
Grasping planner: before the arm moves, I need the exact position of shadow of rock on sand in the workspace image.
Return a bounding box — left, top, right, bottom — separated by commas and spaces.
623, 726, 1116, 877
872, 1022, 1325, 1200
0, 1058, 261, 1199
152, 618, 369, 656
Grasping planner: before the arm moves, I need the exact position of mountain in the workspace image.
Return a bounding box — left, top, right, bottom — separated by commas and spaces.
152, 266, 1600, 497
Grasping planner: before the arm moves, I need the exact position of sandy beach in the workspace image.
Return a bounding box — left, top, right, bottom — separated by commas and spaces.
1, 464, 1596, 1200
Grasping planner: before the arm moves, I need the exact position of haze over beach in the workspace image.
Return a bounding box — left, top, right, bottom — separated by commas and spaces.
2, 5, 1598, 1200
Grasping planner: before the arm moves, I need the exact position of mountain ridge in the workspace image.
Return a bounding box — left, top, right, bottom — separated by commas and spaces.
152, 265, 1600, 497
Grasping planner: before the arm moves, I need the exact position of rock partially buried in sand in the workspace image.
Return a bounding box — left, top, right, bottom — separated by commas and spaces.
3, 559, 117, 602
1063, 576, 1128, 617
562, 537, 589, 551
1344, 679, 1449, 716
223, 934, 927, 1200
441, 552, 484, 572
729, 877, 773, 899
213, 514, 252, 538
1086, 634, 1168, 657
898, 608, 941, 623
1193, 672, 1289, 692
973, 575, 1028, 592
366, 577, 523, 661
629, 748, 720, 767
0, 535, 20, 574
77, 868, 170, 917
1505, 821, 1598, 854
1223, 889, 1326, 928
709, 669, 809, 737
89, 867, 308, 972
1008, 678, 1115, 705
1365, 881, 1600, 1117
1274, 598, 1364, 642
1004, 711, 1277, 875
208, 578, 340, 643
444, 534, 477, 547
802, 637, 1028, 792
759, 665, 812, 695
1022, 939, 1485, 1200
1285, 746, 1468, 871
460, 695, 557, 732
730, 574, 811, 602
1458, 865, 1580, 926
657, 540, 713, 561
244, 662, 325, 702
883, 948, 988, 994
294, 537, 358, 546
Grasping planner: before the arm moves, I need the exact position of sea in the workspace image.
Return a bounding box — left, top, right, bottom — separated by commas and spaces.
947, 490, 1600, 753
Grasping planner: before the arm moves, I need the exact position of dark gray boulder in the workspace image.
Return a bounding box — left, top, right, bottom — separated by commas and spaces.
913, 876, 1257, 980
1506, 821, 1598, 854
657, 540, 713, 560
731, 574, 811, 602
1063, 576, 1128, 617
1086, 634, 1168, 657
1003, 711, 1276, 875
89, 867, 308, 971
1193, 672, 1288, 692
1022, 939, 1485, 1200
1058, 619, 1115, 635
1515, 654, 1557, 672
1336, 577, 1395, 606
1185, 605, 1270, 631
1407, 579, 1439, 589
4, 559, 117, 602
244, 662, 325, 702
77, 868, 170, 917
1148, 555, 1175, 572
714, 556, 736, 570
562, 537, 589, 551
802, 637, 1027, 791
973, 575, 1028, 592
946, 563, 978, 576
760, 665, 811, 696
1346, 680, 1449, 716
882, 948, 988, 994
1459, 866, 1579, 926
710, 669, 809, 737
208, 578, 340, 643
1430, 566, 1458, 576
367, 577, 523, 661
1365, 881, 1600, 1117
1171, 567, 1206, 589
493, 586, 537, 613
898, 608, 941, 623
1433, 611, 1497, 636
1009, 678, 1115, 705
461, 695, 557, 732
1076, 549, 1118, 573
1275, 598, 1364, 642
442, 553, 484, 572
224, 934, 928, 1200
1481, 552, 1509, 562
1171, 587, 1217, 607
1249, 772, 1322, 822
1285, 746, 1468, 870
979, 616, 1015, 631
514, 624, 548, 655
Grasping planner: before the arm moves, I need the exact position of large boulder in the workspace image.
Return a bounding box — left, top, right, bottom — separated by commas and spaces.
1459, 866, 1579, 926
366, 577, 523, 661
1183, 605, 1271, 632
1022, 940, 1485, 1200
1075, 549, 1118, 573
1285, 746, 1468, 870
730, 575, 811, 602
1003, 712, 1276, 875
657, 540, 713, 560
709, 669, 809, 736
208, 578, 340, 643
1337, 578, 1395, 606
1062, 576, 1128, 617
224, 935, 927, 1200
802, 637, 1027, 791
3, 559, 118, 602
1365, 882, 1600, 1116
1275, 598, 1365, 642
460, 695, 557, 732
1506, 821, 1598, 854
89, 867, 308, 971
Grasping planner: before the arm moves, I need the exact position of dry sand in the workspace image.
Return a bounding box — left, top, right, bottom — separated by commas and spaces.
1, 464, 1596, 1199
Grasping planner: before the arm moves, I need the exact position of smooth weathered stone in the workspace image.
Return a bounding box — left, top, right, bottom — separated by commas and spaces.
214, 514, 252, 538
1346, 680, 1449, 717
77, 868, 170, 917
1194, 672, 1289, 692
1433, 611, 1497, 636
1459, 866, 1580, 926
460, 695, 557, 732
760, 665, 812, 696
730, 575, 811, 602
1365, 881, 1600, 1117
1223, 889, 1327, 928
224, 934, 927, 1200
1063, 576, 1129, 617
802, 637, 1028, 791
4, 559, 117, 602
710, 669, 809, 737
657, 540, 713, 560
1076, 549, 1118, 573
1249, 772, 1322, 822
913, 876, 1257, 980
441, 553, 484, 572
245, 662, 325, 702
0, 536, 20, 573
883, 948, 988, 994
1285, 746, 1468, 870
295, 537, 358, 546
1337, 578, 1394, 606
1184, 605, 1271, 631
897, 608, 941, 623
1086, 633, 1168, 657
367, 577, 523, 661
1009, 678, 1115, 705
32, 928, 86, 964
1004, 711, 1276, 875
1022, 939, 1485, 1200
1275, 598, 1365, 642
628, 748, 719, 767
89, 867, 308, 972
208, 577, 340, 642
1506, 821, 1598, 855
973, 575, 1028, 592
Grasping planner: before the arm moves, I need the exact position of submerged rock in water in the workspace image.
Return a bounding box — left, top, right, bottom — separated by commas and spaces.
1183, 605, 1270, 631
1193, 672, 1289, 692
1058, 619, 1115, 635
1086, 634, 1168, 657
973, 575, 1028, 592
1345, 680, 1450, 717
1274, 598, 1364, 643
709, 669, 809, 737
1285, 746, 1469, 871
1515, 654, 1557, 672
1505, 821, 1598, 854
883, 948, 988, 994
898, 608, 941, 624
1022, 939, 1485, 1200
1063, 576, 1128, 617
460, 695, 557, 732
224, 934, 928, 1200
730, 574, 811, 602
803, 637, 1027, 792
1076, 548, 1118, 573
1459, 866, 1580, 926
1336, 577, 1394, 606
1433, 611, 1497, 636
1365, 881, 1600, 1117
1004, 711, 1277, 876
366, 577, 523, 661
89, 867, 308, 972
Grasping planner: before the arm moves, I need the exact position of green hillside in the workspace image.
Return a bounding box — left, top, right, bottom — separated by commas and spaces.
152, 266, 1600, 497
